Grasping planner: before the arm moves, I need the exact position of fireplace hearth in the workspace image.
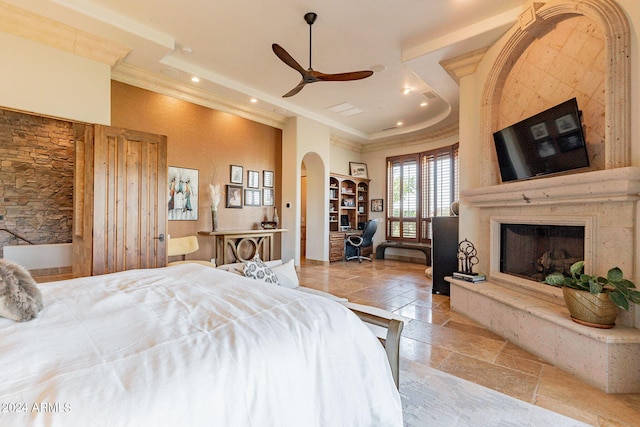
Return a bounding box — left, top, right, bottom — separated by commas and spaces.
452, 167, 640, 393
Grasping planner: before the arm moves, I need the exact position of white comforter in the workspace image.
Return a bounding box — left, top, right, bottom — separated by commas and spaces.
0, 264, 402, 427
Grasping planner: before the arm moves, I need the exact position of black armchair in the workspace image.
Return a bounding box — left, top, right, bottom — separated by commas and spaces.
345, 220, 377, 262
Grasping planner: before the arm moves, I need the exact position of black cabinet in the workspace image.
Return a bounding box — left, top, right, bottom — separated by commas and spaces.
431, 216, 459, 295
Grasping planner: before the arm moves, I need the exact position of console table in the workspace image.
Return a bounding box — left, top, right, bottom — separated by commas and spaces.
198, 229, 287, 266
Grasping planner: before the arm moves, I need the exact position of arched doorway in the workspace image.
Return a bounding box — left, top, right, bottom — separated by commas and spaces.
300, 152, 328, 264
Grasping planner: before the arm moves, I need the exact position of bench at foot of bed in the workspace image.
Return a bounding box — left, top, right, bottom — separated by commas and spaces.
345, 302, 405, 389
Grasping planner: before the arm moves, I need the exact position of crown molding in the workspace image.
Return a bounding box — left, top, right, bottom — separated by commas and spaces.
440, 47, 490, 85
360, 123, 459, 153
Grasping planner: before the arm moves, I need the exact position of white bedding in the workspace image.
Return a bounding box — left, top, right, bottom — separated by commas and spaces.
0, 264, 402, 427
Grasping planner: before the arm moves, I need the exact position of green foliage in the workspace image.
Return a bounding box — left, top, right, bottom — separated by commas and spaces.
544, 261, 640, 311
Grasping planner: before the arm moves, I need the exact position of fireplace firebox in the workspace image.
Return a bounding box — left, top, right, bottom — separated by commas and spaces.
500, 224, 584, 282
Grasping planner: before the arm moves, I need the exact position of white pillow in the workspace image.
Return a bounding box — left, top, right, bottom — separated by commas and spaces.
270, 260, 299, 289
243, 255, 280, 286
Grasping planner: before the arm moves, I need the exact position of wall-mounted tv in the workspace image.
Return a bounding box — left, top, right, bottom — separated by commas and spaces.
493, 98, 589, 183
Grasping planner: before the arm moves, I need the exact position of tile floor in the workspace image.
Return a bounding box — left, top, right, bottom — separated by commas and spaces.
297, 259, 640, 427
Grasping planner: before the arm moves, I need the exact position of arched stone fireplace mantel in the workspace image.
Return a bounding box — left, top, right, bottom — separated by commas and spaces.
480, 0, 631, 189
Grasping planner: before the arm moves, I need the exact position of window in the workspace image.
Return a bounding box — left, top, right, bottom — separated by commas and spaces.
386, 144, 459, 243
387, 155, 418, 240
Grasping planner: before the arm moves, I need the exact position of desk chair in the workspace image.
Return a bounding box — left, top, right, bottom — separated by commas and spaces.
167, 235, 216, 268
345, 220, 377, 262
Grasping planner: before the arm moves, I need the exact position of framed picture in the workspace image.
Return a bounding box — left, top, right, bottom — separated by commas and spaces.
244, 189, 261, 206
263, 188, 274, 206
555, 113, 578, 134
349, 162, 368, 179
226, 184, 243, 208
371, 199, 384, 212
230, 165, 243, 184
168, 166, 199, 221
529, 122, 549, 140
263, 170, 274, 188
342, 198, 355, 207
247, 170, 259, 188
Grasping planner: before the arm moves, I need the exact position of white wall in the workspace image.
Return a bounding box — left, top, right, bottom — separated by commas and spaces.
281, 117, 331, 264
0, 32, 110, 125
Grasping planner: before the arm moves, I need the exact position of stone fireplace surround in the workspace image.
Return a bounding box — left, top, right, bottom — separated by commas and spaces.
450, 167, 640, 393
446, 0, 638, 394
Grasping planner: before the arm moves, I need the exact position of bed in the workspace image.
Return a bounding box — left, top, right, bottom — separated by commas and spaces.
0, 263, 402, 426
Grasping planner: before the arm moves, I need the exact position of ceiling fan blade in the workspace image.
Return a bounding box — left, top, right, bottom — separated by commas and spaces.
282, 80, 307, 98
315, 70, 374, 82
272, 43, 307, 76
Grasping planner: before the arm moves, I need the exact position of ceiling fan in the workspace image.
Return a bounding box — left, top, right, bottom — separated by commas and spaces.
272, 12, 374, 98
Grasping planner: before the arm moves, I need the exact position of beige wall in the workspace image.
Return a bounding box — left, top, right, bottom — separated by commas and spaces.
111, 81, 282, 263
0, 32, 110, 125
330, 142, 361, 176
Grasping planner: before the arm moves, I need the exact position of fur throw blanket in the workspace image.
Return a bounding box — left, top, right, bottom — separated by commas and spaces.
0, 259, 43, 322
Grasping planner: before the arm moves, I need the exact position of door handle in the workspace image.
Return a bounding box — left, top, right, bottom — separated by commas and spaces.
154, 234, 165, 242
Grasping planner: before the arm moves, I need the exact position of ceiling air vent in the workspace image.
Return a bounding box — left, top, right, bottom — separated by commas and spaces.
422, 90, 437, 99
327, 102, 363, 117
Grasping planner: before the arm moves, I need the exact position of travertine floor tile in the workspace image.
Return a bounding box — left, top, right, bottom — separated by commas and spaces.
439, 352, 538, 403
298, 259, 640, 426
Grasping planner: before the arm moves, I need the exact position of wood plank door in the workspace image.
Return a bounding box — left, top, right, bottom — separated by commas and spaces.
92, 125, 167, 275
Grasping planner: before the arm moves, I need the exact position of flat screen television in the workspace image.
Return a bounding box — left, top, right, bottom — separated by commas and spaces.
492, 98, 589, 182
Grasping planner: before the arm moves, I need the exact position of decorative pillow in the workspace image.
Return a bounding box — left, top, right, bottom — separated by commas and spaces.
0, 259, 43, 322
243, 255, 280, 286
270, 260, 299, 289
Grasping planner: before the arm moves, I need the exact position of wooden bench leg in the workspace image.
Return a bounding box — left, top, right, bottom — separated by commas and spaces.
349, 308, 404, 389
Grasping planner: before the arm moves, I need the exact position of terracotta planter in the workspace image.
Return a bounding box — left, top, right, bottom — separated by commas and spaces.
562, 287, 618, 328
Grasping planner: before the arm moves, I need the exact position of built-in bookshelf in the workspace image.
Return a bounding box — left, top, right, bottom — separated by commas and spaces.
328, 173, 370, 261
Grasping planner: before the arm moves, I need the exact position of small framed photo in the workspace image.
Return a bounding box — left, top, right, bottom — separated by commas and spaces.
230, 165, 243, 184
371, 199, 384, 212
244, 189, 261, 206
555, 113, 578, 134
247, 170, 259, 189
263, 170, 274, 188
263, 188, 274, 206
349, 162, 368, 179
530, 122, 549, 140
226, 184, 243, 208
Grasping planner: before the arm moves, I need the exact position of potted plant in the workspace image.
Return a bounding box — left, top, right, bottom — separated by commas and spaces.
544, 261, 640, 328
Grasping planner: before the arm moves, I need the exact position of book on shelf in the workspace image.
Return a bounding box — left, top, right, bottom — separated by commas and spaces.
452, 272, 486, 282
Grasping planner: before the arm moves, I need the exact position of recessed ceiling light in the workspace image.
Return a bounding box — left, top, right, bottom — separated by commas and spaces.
402, 88, 411, 95
250, 98, 258, 103
396, 121, 404, 126
420, 102, 428, 107
191, 76, 200, 83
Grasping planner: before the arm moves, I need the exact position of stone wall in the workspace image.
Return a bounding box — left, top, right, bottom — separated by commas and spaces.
499, 15, 606, 171
0, 109, 74, 257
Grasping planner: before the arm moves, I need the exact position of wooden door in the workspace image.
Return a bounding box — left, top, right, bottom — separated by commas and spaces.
74, 124, 167, 276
